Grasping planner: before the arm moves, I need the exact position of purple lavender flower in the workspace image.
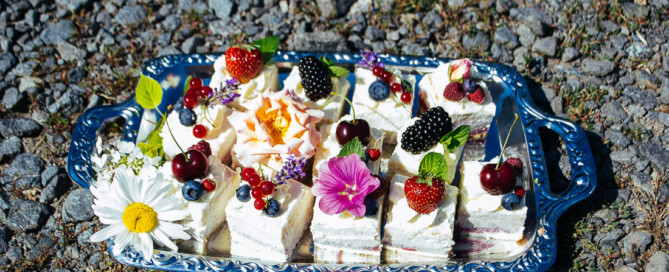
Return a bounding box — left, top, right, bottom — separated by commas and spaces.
274, 155, 307, 185
212, 79, 241, 106
359, 50, 384, 69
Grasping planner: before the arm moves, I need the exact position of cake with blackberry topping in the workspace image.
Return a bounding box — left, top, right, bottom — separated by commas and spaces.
282, 56, 351, 126
417, 59, 497, 160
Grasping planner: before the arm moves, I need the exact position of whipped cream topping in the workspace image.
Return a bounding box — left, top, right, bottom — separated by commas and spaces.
209, 56, 279, 110
282, 66, 350, 125
227, 90, 324, 168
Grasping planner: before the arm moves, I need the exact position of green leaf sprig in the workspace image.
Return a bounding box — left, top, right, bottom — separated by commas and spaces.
337, 137, 365, 160
319, 56, 350, 78
417, 152, 448, 185
253, 36, 280, 64
440, 125, 470, 154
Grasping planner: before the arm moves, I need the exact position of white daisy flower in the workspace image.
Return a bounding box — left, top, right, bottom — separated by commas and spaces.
89, 167, 190, 259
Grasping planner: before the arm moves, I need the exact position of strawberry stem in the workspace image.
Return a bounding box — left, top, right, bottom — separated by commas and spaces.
496, 113, 519, 170
330, 92, 356, 123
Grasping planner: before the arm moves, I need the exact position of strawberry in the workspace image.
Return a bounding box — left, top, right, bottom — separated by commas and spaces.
443, 82, 466, 101
366, 148, 381, 161
188, 140, 212, 157
368, 174, 388, 199
225, 46, 263, 84
467, 86, 485, 104
404, 176, 445, 214
506, 157, 523, 176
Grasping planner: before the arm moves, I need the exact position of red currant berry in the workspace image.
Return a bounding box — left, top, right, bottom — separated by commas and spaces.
193, 125, 207, 138
391, 83, 402, 93
514, 186, 526, 198
400, 91, 412, 103
381, 71, 392, 82
372, 66, 384, 77
366, 148, 381, 161
247, 173, 261, 187
251, 186, 264, 199
189, 77, 203, 90
183, 94, 197, 109
253, 198, 266, 210
241, 167, 256, 181
202, 179, 216, 192
198, 86, 213, 98
259, 181, 275, 195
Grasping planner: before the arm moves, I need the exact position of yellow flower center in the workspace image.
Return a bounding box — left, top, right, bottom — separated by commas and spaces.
257, 102, 291, 144
122, 202, 158, 233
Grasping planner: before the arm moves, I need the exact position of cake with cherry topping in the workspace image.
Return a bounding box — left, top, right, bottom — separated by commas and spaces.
418, 59, 497, 160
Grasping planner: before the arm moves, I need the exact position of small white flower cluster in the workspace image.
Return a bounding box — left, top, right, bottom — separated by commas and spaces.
91, 137, 161, 186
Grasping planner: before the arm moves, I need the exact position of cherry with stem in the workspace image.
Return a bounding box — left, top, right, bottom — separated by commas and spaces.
496, 113, 519, 170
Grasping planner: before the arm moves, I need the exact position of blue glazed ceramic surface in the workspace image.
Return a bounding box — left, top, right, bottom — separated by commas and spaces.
67, 52, 597, 272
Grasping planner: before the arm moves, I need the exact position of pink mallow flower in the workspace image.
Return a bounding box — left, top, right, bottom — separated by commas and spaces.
312, 154, 380, 217
449, 58, 473, 81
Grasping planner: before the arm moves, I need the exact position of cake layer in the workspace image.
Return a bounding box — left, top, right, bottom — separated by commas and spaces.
352, 67, 415, 144
225, 178, 314, 262
313, 243, 380, 264
383, 245, 450, 264
453, 237, 527, 257
282, 66, 350, 126
209, 56, 280, 111
310, 196, 384, 251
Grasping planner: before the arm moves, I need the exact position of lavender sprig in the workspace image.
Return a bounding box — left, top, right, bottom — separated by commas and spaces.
212, 78, 241, 106
359, 50, 384, 69
274, 155, 307, 185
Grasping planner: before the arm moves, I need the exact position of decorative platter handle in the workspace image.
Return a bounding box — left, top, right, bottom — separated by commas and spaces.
66, 96, 143, 189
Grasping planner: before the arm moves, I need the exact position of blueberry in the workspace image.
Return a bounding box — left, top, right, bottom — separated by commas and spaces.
363, 197, 378, 217
236, 184, 251, 202
501, 192, 520, 211
463, 80, 476, 93
368, 80, 390, 101
174, 99, 184, 113
182, 180, 203, 201
179, 108, 196, 126
263, 199, 281, 217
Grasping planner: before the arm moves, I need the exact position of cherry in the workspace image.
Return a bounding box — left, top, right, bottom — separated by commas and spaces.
514, 186, 526, 198
241, 167, 256, 181
198, 86, 213, 98
400, 91, 412, 103
480, 162, 516, 195
381, 70, 392, 82
335, 119, 371, 146
251, 186, 264, 199
247, 173, 261, 187
202, 179, 216, 192
259, 181, 275, 195
193, 125, 207, 138
391, 83, 402, 93
254, 198, 266, 210
372, 66, 384, 77
171, 150, 209, 182
183, 94, 198, 109
189, 77, 203, 90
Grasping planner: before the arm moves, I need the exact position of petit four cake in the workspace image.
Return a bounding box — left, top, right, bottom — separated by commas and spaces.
418, 59, 497, 160
282, 56, 351, 126
352, 51, 416, 143
225, 161, 314, 262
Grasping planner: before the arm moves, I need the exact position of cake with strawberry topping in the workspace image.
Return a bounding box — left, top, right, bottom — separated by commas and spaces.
281, 56, 351, 126
417, 59, 497, 160
351, 51, 416, 144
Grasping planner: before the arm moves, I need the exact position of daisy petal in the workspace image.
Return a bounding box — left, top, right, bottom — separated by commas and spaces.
157, 210, 188, 221
157, 222, 191, 240
151, 229, 178, 252
138, 233, 154, 259
112, 230, 131, 255
89, 223, 127, 243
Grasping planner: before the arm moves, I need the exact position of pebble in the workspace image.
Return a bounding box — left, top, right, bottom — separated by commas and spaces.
0, 226, 10, 254
605, 129, 630, 147
532, 37, 557, 57
47, 85, 85, 116
26, 236, 55, 261
493, 26, 519, 50
646, 251, 669, 272
625, 86, 657, 109
162, 15, 181, 32
40, 20, 74, 45
581, 58, 616, 76
621, 231, 653, 255
626, 42, 654, 59
6, 199, 51, 232
113, 5, 147, 26
290, 31, 347, 51
0, 137, 23, 162
2, 87, 28, 111
68, 66, 87, 84
181, 36, 203, 54
463, 31, 491, 51
62, 189, 95, 223
562, 47, 580, 62
639, 143, 669, 169
601, 101, 628, 122
40, 174, 70, 203
365, 26, 385, 41
56, 42, 86, 62
5, 246, 23, 263
0, 52, 17, 76
55, 0, 91, 13
1, 152, 45, 190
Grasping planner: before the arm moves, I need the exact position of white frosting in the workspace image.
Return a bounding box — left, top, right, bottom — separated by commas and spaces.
352, 67, 415, 144
225, 179, 313, 262
282, 66, 350, 125
313, 243, 381, 264
160, 104, 236, 163
209, 55, 280, 111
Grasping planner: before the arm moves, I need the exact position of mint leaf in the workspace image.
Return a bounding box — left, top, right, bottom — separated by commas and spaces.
135, 74, 163, 110
183, 76, 192, 95
337, 137, 365, 160
440, 125, 470, 153
418, 152, 448, 182
329, 66, 350, 78
319, 55, 335, 67
253, 36, 280, 64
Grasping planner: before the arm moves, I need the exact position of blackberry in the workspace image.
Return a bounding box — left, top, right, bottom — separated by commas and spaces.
401, 106, 453, 154
298, 56, 332, 101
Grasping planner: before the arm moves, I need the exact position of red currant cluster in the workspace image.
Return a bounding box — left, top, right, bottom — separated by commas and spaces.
183, 77, 213, 109
371, 66, 412, 104
241, 167, 276, 210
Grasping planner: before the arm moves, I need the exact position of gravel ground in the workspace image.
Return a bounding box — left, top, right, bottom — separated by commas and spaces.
0, 0, 668, 271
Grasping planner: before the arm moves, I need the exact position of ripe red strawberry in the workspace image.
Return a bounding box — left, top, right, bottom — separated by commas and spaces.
443, 82, 466, 101
366, 148, 381, 161
368, 174, 388, 199
404, 176, 445, 214
506, 157, 523, 176
225, 46, 263, 84
467, 86, 485, 104
188, 140, 212, 157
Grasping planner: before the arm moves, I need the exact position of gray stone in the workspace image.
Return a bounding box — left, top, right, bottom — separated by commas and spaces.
626, 42, 653, 59
77, 229, 92, 245
365, 26, 385, 41
601, 101, 628, 122
664, 54, 669, 72
422, 10, 443, 29
0, 52, 17, 76
5, 246, 23, 263
463, 32, 491, 51
181, 36, 203, 54
616, 266, 638, 272
48, 85, 85, 116
210, 0, 235, 20
40, 20, 74, 45
162, 15, 181, 31
6, 199, 51, 232
62, 189, 95, 223
516, 24, 535, 47
0, 118, 42, 138
510, 7, 551, 34
0, 193, 10, 211
40, 174, 70, 203
581, 59, 615, 76
532, 37, 557, 57
494, 26, 519, 50
8, 61, 36, 78
290, 31, 347, 51
562, 47, 579, 62
621, 2, 649, 18
26, 236, 54, 261
56, 42, 86, 62
56, 0, 90, 13
646, 251, 669, 272
0, 137, 23, 162
632, 172, 653, 194
0, 153, 44, 190
605, 130, 630, 147
68, 66, 87, 84
639, 143, 669, 169
596, 229, 625, 247
625, 86, 656, 108
447, 0, 464, 6
158, 46, 182, 57
621, 231, 653, 255
113, 5, 147, 26
2, 87, 28, 111
0, 226, 10, 254
41, 166, 59, 187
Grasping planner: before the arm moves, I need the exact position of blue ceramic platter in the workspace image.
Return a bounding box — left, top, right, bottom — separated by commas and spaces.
67, 52, 597, 272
